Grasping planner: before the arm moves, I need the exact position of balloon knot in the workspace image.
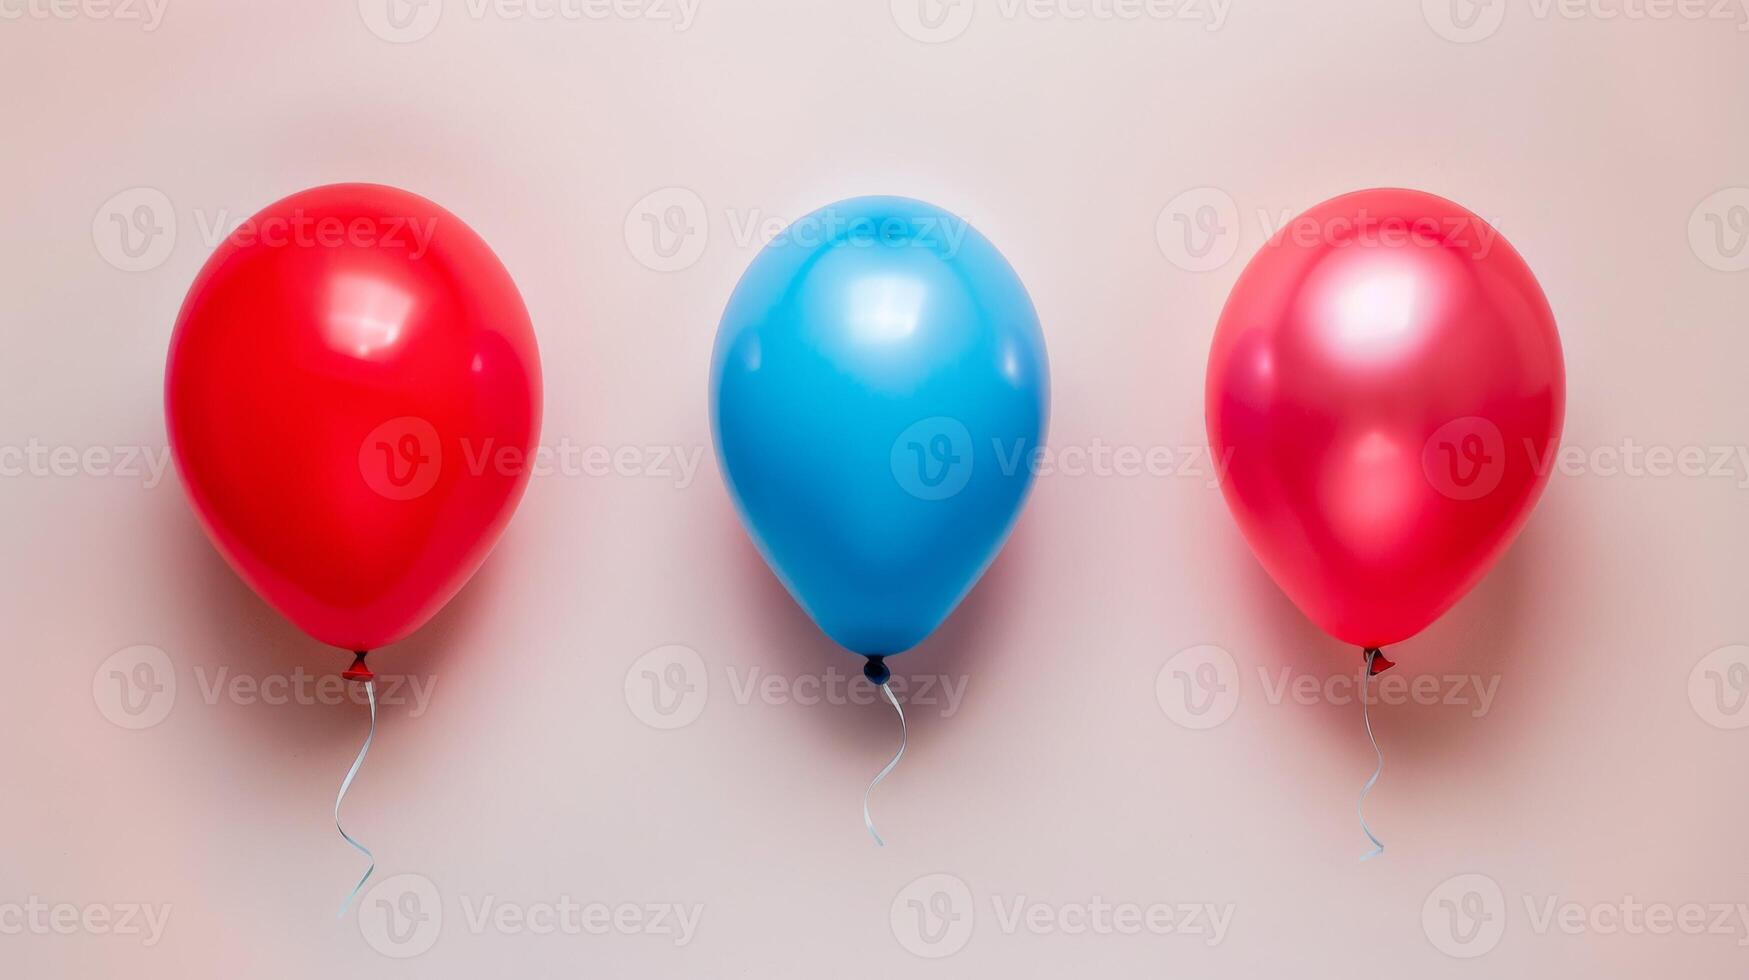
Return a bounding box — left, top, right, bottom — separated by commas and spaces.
343, 651, 375, 683
1363, 647, 1395, 676
863, 656, 891, 687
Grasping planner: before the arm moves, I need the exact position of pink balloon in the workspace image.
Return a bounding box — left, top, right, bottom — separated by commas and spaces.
1206, 188, 1565, 650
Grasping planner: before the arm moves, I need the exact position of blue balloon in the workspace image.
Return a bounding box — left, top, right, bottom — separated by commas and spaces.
711, 196, 1050, 659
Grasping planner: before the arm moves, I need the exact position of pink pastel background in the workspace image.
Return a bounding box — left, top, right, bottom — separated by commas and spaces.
2, 1, 1747, 977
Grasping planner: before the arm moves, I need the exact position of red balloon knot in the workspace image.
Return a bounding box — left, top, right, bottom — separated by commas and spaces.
342, 651, 375, 683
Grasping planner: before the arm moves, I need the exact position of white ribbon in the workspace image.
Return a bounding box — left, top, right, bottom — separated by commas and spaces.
335, 679, 377, 917
863, 682, 907, 847
1358, 650, 1385, 861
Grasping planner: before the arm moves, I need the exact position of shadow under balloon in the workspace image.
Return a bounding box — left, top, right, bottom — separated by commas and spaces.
154, 493, 503, 760
1238, 507, 1573, 766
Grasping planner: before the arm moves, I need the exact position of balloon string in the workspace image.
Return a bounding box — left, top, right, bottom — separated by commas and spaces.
1358, 648, 1385, 861
335, 678, 377, 918
863, 682, 907, 847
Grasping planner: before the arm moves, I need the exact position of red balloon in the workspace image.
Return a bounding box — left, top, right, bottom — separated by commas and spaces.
1206, 189, 1564, 650
165, 184, 542, 654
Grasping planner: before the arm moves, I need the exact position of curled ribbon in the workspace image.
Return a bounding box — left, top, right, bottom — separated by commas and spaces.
1358, 648, 1385, 861
335, 678, 378, 917
863, 682, 907, 847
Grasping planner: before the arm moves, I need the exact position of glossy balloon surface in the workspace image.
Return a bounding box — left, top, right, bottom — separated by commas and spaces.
712, 197, 1049, 656
166, 183, 541, 652
1207, 188, 1564, 648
